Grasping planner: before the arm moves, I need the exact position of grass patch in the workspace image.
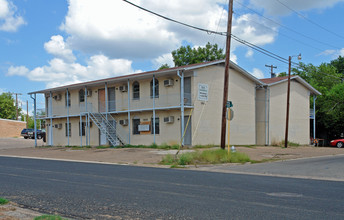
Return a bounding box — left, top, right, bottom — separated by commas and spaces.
271, 140, 300, 147
0, 197, 9, 205
120, 143, 179, 150
64, 145, 91, 150
34, 215, 66, 220
96, 145, 112, 149
192, 144, 217, 149
160, 149, 251, 167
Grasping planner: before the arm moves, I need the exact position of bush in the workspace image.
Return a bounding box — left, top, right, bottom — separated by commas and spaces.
160, 149, 251, 167
0, 197, 9, 205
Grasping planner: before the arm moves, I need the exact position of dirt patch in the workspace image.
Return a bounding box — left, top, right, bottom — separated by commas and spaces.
0, 203, 42, 220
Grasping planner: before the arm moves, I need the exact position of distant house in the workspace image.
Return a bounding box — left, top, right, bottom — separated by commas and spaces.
28, 60, 320, 147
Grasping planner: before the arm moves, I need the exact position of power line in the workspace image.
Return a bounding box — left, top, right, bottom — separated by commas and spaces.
122, 0, 344, 81
232, 11, 324, 52
233, 0, 341, 50
275, 0, 344, 40
122, 0, 227, 36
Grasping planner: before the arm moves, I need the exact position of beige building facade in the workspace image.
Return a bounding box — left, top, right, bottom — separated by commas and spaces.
29, 60, 320, 147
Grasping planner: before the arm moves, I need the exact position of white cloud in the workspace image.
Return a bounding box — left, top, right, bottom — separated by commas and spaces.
319, 48, 344, 58
0, 0, 26, 32
7, 56, 138, 88
245, 49, 254, 58
60, 0, 231, 60
249, 0, 344, 16
44, 35, 76, 63
251, 68, 265, 79
152, 53, 174, 69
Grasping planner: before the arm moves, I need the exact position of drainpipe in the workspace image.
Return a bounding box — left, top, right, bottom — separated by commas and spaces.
313, 95, 317, 140
127, 79, 131, 144
67, 89, 69, 146
153, 74, 156, 144
177, 70, 185, 145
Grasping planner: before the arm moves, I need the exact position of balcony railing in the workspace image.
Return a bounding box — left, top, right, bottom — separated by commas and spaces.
40, 93, 192, 118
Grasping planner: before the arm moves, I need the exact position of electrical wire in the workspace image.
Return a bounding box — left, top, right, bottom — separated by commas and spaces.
232, 11, 324, 52
233, 0, 341, 50
275, 0, 344, 40
122, 0, 344, 81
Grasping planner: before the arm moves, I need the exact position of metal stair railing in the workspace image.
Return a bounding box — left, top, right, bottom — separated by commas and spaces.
88, 112, 123, 146
96, 112, 127, 146
102, 112, 128, 145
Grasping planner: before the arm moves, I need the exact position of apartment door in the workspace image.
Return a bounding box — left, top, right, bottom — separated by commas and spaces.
99, 119, 107, 145
98, 89, 106, 112
183, 116, 192, 146
108, 87, 116, 112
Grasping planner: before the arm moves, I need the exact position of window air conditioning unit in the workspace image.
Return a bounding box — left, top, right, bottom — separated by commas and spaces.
164, 116, 174, 124
53, 94, 62, 101
119, 85, 128, 92
87, 90, 92, 97
119, 119, 128, 126
164, 79, 174, 87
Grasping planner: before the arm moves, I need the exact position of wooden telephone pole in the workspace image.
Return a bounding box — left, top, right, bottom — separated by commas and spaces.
220, 0, 234, 149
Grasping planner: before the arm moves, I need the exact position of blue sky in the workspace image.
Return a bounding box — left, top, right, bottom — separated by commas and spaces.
1, 0, 344, 114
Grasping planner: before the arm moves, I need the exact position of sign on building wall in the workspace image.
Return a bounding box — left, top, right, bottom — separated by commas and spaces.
138, 124, 150, 132
198, 83, 209, 101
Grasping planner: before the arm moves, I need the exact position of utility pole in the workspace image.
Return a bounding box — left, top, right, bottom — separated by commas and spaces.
10, 92, 22, 120
265, 64, 277, 78
220, 0, 234, 149
285, 54, 301, 148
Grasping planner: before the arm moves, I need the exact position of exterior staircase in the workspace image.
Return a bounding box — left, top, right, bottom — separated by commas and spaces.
88, 112, 127, 146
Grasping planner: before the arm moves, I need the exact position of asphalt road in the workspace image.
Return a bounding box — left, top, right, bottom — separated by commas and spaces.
204, 154, 344, 181
1, 156, 344, 219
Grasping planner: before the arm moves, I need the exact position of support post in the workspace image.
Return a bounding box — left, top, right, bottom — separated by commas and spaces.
26, 100, 28, 129
313, 95, 317, 140
49, 92, 53, 146
85, 87, 88, 146
153, 75, 156, 144
127, 79, 131, 144
220, 0, 234, 149
179, 70, 185, 146
80, 114, 82, 147
34, 93, 37, 147
67, 89, 70, 146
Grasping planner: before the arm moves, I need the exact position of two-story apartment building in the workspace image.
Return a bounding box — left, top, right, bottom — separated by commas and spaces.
29, 60, 320, 147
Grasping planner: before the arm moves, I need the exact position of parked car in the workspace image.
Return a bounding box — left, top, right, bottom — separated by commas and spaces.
330, 139, 344, 148
21, 128, 34, 139
27, 129, 46, 139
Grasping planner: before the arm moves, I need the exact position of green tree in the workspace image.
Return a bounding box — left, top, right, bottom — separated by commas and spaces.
158, 63, 170, 70
292, 60, 344, 139
0, 92, 21, 119
330, 56, 344, 74
171, 42, 225, 67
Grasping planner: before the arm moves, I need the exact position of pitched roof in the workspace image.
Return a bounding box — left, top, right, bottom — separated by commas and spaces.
261, 76, 321, 95
29, 59, 262, 94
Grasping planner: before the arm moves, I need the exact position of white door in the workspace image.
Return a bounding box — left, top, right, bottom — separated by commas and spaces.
99, 119, 107, 145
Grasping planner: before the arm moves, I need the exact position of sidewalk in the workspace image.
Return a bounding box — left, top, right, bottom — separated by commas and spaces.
1, 138, 344, 166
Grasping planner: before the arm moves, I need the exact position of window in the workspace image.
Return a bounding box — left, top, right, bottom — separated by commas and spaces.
65, 91, 71, 107
150, 79, 159, 98
133, 119, 140, 135
132, 81, 140, 100
65, 123, 71, 137
79, 122, 86, 136
79, 89, 85, 103
151, 117, 159, 134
